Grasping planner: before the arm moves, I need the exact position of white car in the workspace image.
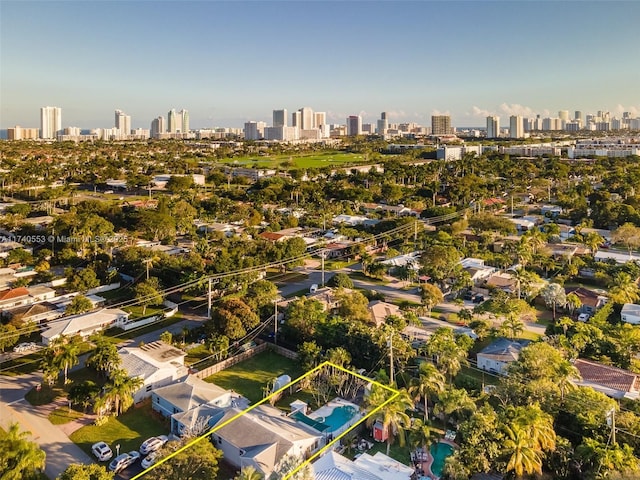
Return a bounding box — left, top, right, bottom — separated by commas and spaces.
109, 451, 140, 473
13, 342, 36, 353
578, 313, 590, 322
92, 441, 113, 462
139, 435, 168, 455
141, 451, 160, 469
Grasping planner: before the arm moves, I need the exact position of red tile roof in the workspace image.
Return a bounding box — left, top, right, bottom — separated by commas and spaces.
0, 287, 29, 301
574, 359, 640, 394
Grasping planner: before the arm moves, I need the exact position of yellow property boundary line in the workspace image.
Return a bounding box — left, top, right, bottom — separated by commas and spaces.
132, 361, 399, 480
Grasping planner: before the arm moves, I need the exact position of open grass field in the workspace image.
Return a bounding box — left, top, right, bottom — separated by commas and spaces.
70, 403, 167, 458
216, 151, 372, 169
203, 350, 302, 403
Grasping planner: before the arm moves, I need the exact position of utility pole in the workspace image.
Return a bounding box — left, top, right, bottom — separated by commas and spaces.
607, 407, 616, 445
388, 334, 394, 386
414, 219, 418, 243
274, 299, 278, 345
207, 278, 212, 318
321, 251, 326, 287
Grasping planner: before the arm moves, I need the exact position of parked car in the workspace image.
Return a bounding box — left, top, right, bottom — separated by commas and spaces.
472, 294, 485, 304
141, 451, 160, 469
13, 342, 37, 353
109, 451, 140, 473
578, 313, 590, 322
139, 435, 168, 455
91, 441, 113, 462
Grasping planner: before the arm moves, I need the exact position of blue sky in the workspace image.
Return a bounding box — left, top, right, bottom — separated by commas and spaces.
2, 1, 639, 129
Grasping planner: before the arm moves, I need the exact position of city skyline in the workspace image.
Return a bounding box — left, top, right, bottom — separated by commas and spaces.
2, 1, 639, 129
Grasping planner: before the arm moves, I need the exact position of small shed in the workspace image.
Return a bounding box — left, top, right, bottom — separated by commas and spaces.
273, 374, 292, 393
372, 420, 388, 442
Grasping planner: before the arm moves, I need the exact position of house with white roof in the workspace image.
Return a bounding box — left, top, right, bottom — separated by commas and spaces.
594, 250, 640, 264
41, 308, 129, 345
460, 258, 496, 284
621, 303, 640, 325
210, 404, 323, 478
118, 340, 189, 403
313, 450, 413, 480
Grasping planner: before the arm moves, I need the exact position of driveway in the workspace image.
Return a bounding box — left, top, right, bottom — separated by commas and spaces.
0, 374, 94, 479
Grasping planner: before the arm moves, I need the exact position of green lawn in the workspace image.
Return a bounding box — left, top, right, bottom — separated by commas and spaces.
49, 406, 83, 425
216, 151, 372, 169
103, 313, 185, 341
0, 351, 43, 376
25, 384, 63, 405
70, 403, 167, 458
184, 344, 213, 365
203, 350, 303, 403
349, 271, 388, 285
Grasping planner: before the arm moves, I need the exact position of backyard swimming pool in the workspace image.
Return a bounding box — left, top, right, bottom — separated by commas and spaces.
318, 405, 359, 432
429, 442, 455, 478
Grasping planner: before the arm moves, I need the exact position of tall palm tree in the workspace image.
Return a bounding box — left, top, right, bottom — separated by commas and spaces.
56, 339, 80, 384
0, 423, 46, 480
503, 424, 543, 477
500, 314, 525, 340
365, 387, 413, 456
408, 362, 445, 422
101, 369, 144, 416
86, 336, 121, 378
609, 272, 640, 304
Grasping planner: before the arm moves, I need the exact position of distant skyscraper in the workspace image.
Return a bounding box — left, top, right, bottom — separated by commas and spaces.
298, 107, 314, 130
558, 110, 569, 121
509, 115, 524, 139
314, 112, 326, 128
346, 115, 362, 136
244, 121, 266, 140
115, 109, 131, 135
40, 106, 62, 139
168, 109, 177, 133
486, 116, 500, 138
574, 111, 583, 122
377, 112, 389, 135
291, 111, 301, 128
431, 115, 451, 135
179, 109, 189, 133
151, 116, 165, 137
273, 109, 287, 127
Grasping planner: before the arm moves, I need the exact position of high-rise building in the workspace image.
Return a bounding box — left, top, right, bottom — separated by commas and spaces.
431, 115, 451, 135
558, 110, 569, 121
40, 106, 62, 139
168, 109, 177, 133
509, 115, 524, 139
377, 112, 389, 135
574, 111, 583, 122
486, 116, 500, 138
346, 115, 362, 136
273, 109, 287, 127
115, 109, 131, 136
291, 111, 301, 128
151, 116, 165, 137
244, 121, 267, 140
298, 107, 314, 130
314, 112, 326, 128
7, 126, 39, 140
179, 109, 189, 133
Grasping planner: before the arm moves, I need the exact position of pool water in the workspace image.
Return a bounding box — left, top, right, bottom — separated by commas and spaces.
321, 405, 358, 432
430, 442, 455, 477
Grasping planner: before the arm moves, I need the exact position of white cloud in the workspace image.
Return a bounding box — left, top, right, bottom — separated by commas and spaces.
614, 104, 640, 116
498, 103, 536, 117
385, 110, 406, 119
470, 105, 495, 117
431, 109, 451, 116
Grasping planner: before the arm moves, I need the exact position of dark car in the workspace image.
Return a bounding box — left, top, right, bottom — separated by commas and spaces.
472, 294, 485, 304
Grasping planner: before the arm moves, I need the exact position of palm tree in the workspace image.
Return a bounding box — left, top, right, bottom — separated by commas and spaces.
408, 418, 439, 459
234, 466, 263, 480
408, 362, 445, 422
500, 314, 524, 340
365, 387, 413, 456
565, 293, 581, 319
101, 369, 144, 416
503, 424, 543, 477
0, 423, 46, 480
57, 339, 80, 384
87, 336, 122, 378
608, 272, 640, 304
